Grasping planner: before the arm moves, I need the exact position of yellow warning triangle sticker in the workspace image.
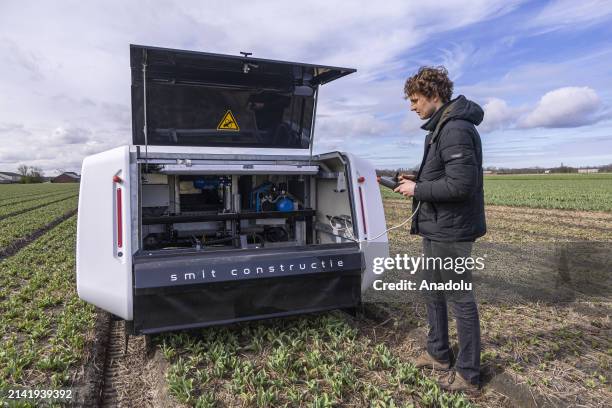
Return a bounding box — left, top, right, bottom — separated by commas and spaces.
217, 110, 240, 131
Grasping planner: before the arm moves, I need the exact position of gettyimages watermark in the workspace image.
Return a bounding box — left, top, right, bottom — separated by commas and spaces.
363, 241, 611, 305
370, 253, 485, 292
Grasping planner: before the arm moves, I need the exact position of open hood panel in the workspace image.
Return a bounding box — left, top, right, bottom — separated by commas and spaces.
130, 44, 355, 149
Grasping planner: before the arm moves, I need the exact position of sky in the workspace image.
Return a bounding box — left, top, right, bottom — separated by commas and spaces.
1, 0, 611, 175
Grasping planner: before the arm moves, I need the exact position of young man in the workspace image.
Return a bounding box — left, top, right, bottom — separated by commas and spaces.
395, 66, 486, 393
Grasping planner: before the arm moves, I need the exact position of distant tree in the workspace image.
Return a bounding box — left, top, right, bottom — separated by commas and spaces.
29, 166, 44, 183
17, 164, 29, 177
598, 163, 612, 172
552, 164, 576, 173
18, 164, 45, 183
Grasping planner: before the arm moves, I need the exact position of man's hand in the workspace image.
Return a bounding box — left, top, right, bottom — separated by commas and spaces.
394, 179, 416, 197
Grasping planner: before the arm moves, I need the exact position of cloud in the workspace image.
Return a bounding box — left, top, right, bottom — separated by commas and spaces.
0, 38, 45, 81
394, 138, 420, 149
53, 127, 92, 144
317, 113, 391, 140
401, 112, 423, 133
526, 0, 612, 32
2, 0, 610, 170
0, 151, 29, 163
0, 122, 129, 173
460, 48, 612, 105
435, 43, 477, 81
520, 87, 604, 128
474, 87, 610, 133
0, 122, 31, 136
0, 0, 523, 172
480, 98, 523, 132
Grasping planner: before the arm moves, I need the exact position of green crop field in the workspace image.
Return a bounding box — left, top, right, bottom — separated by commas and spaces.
0, 183, 77, 204
0, 218, 96, 396
380, 173, 612, 212
0, 184, 93, 407
484, 173, 612, 212
0, 183, 477, 407
156, 315, 473, 407
0, 182, 610, 407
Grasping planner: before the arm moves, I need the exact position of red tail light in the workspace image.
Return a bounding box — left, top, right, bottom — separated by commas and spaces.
116, 188, 123, 248
358, 186, 367, 235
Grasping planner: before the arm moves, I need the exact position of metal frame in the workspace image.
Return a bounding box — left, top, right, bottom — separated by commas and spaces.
130, 44, 356, 85
158, 164, 319, 175
133, 148, 317, 162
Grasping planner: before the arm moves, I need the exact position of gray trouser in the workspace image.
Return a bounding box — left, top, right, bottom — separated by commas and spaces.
420, 237, 481, 385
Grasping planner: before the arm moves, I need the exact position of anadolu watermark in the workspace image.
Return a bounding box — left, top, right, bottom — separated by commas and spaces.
370, 253, 487, 292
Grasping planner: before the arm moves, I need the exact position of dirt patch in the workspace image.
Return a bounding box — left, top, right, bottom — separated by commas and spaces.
146, 348, 178, 408
377, 201, 612, 407
88, 321, 180, 408
69, 310, 111, 407
98, 320, 174, 407
485, 205, 612, 223
363, 306, 514, 407
364, 280, 611, 406
361, 303, 558, 408
383, 202, 612, 243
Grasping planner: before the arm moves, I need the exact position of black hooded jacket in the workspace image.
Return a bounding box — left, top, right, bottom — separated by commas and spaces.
410, 95, 487, 241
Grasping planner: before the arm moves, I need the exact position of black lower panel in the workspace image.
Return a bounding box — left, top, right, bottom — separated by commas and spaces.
133, 270, 361, 334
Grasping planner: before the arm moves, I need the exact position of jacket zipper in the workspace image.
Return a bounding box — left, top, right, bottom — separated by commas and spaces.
431, 202, 438, 222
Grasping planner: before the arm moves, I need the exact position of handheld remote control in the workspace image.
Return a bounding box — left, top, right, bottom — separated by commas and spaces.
378, 176, 400, 190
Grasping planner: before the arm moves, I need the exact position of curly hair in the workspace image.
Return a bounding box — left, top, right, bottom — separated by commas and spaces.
404, 66, 453, 103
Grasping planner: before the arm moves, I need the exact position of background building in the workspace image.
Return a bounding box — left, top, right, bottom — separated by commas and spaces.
51, 172, 80, 183
0, 171, 22, 183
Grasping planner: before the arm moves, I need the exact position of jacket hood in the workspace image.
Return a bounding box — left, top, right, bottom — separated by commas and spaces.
421, 95, 484, 132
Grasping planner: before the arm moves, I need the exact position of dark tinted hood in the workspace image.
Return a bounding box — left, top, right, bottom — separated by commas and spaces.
422, 95, 484, 132
444, 95, 484, 126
